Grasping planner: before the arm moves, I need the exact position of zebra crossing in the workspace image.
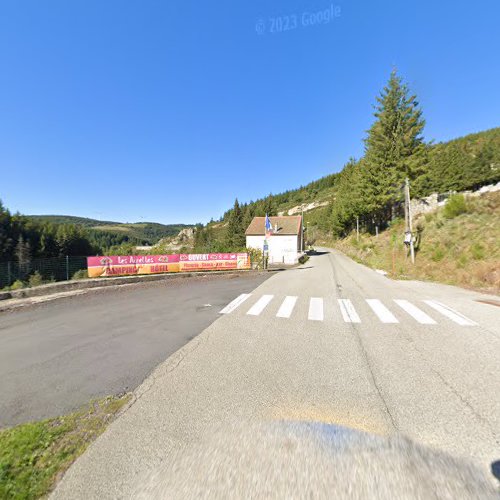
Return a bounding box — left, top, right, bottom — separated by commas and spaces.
219, 294, 477, 326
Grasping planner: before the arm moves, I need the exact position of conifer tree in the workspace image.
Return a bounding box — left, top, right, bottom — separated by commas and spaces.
15, 234, 31, 272
225, 199, 245, 250
0, 200, 14, 261
363, 70, 426, 222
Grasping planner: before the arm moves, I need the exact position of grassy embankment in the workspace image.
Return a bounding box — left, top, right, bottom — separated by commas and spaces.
0, 394, 130, 499
330, 192, 500, 293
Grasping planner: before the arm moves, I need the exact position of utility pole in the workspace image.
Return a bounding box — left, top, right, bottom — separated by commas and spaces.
404, 178, 415, 264
301, 208, 304, 253
356, 216, 360, 242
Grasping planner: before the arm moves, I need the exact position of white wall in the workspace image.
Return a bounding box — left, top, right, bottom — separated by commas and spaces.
246, 235, 300, 264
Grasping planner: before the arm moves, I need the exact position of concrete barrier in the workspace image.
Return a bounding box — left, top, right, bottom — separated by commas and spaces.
1, 270, 269, 302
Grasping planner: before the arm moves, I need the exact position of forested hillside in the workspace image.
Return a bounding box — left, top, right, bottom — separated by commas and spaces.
26, 215, 189, 253
214, 71, 499, 248
0, 206, 95, 263
0, 208, 190, 264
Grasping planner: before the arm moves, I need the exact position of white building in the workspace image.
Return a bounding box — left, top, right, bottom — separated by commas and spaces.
245, 216, 303, 265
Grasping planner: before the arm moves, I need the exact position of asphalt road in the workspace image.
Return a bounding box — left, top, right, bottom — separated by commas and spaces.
0, 272, 271, 427
51, 249, 500, 498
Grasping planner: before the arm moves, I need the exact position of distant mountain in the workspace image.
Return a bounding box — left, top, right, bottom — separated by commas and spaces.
28, 215, 119, 227
26, 215, 191, 247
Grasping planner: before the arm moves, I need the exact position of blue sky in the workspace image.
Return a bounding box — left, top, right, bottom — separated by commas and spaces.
1, 0, 499, 224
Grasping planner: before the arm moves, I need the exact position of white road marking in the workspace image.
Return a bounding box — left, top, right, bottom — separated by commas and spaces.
308, 298, 324, 321
246, 295, 274, 316
276, 296, 298, 318
394, 300, 436, 324
423, 300, 476, 326
338, 299, 361, 323
219, 294, 251, 314
366, 299, 399, 323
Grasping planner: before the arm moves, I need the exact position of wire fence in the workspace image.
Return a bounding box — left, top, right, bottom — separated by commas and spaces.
0, 256, 88, 290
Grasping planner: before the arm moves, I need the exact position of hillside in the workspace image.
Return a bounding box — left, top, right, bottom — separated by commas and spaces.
220, 127, 500, 232
190, 126, 499, 255
27, 215, 190, 247
330, 191, 500, 292
28, 215, 119, 227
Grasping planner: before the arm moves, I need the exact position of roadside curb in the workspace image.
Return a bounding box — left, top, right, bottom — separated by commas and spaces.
0, 268, 282, 313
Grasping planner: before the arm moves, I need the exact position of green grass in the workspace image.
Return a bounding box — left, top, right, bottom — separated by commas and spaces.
0, 394, 130, 500
330, 191, 500, 292
91, 225, 132, 232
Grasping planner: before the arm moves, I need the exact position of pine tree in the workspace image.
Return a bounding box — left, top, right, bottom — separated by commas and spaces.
15, 235, 31, 272
241, 203, 254, 241
363, 70, 426, 222
225, 199, 245, 250
0, 200, 14, 261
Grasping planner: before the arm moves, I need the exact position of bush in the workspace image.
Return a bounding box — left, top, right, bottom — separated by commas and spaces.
246, 247, 264, 269
470, 242, 485, 260
10, 280, 26, 290
298, 254, 310, 265
443, 194, 468, 219
72, 269, 89, 280
28, 271, 44, 287
457, 254, 468, 268
431, 247, 445, 262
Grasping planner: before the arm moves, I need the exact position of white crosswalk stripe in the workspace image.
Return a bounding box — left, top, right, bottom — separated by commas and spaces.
276, 296, 298, 318
246, 295, 274, 316
338, 299, 361, 323
308, 298, 324, 321
219, 293, 251, 314
394, 300, 436, 324
219, 294, 477, 328
423, 300, 476, 326
366, 299, 399, 323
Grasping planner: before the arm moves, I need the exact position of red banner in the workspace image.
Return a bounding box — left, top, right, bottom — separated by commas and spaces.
87, 253, 250, 278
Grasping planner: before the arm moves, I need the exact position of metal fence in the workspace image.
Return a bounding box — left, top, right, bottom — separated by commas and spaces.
0, 256, 88, 290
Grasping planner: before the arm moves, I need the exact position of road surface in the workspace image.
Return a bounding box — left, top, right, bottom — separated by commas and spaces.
0, 272, 271, 427
50, 249, 500, 498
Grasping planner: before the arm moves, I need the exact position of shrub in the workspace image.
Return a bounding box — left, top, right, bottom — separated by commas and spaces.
72, 269, 89, 280
28, 271, 44, 287
457, 254, 468, 268
10, 280, 26, 290
435, 217, 445, 228
298, 254, 310, 265
431, 247, 445, 262
470, 242, 485, 260
247, 247, 264, 269
443, 194, 468, 219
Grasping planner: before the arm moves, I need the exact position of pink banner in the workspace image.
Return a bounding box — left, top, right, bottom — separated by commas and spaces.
87, 254, 180, 277
87, 253, 250, 277
87, 255, 179, 267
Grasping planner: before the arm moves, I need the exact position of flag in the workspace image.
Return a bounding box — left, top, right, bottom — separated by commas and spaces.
265, 214, 273, 238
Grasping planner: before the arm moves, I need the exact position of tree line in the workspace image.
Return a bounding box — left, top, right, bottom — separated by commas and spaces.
0, 205, 97, 264
221, 70, 499, 241
0, 207, 195, 266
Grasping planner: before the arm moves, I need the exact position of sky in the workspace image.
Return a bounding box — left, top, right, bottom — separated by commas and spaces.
0, 0, 499, 224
